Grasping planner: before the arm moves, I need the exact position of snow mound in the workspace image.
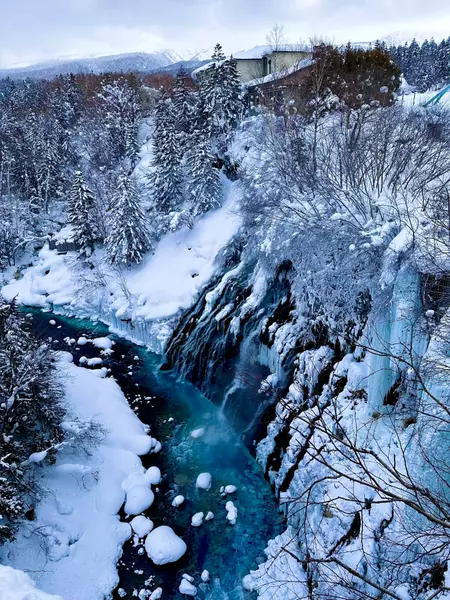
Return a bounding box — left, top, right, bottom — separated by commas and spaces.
201, 569, 210, 582
226, 501, 238, 525
172, 495, 185, 507
205, 511, 214, 521
131, 516, 154, 537
145, 526, 187, 565
179, 579, 197, 597
0, 566, 63, 600
145, 466, 162, 485
92, 337, 114, 350
122, 471, 149, 492
196, 472, 212, 490
124, 485, 155, 515
191, 512, 204, 527
222, 484, 237, 496
190, 428, 205, 439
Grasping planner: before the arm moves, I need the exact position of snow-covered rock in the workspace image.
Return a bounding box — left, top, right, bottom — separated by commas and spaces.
172, 495, 185, 507
77, 336, 88, 345
179, 579, 197, 597
149, 589, 162, 600
145, 466, 162, 485
205, 511, 214, 521
145, 526, 187, 565
225, 501, 238, 525
92, 337, 114, 350
124, 485, 155, 515
222, 485, 237, 496
87, 357, 103, 367
191, 512, 204, 527
190, 428, 205, 439
201, 570, 210, 583
196, 472, 212, 490
131, 516, 154, 537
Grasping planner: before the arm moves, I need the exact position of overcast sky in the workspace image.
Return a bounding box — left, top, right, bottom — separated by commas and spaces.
0, 0, 449, 68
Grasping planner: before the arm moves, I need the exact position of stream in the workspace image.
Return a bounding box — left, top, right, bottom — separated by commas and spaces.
28, 309, 284, 600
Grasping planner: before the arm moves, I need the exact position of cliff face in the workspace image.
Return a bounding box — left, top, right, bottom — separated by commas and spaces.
166, 222, 450, 600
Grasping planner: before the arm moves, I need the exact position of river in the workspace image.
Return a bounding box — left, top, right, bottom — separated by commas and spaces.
28, 309, 283, 600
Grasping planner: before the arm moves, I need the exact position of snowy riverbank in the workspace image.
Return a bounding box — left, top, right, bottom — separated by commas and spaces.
0, 348, 160, 600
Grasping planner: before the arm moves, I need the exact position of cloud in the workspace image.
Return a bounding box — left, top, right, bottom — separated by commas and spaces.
0, 0, 449, 68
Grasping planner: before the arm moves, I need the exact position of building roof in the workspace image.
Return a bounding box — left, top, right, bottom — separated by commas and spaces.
191, 44, 310, 78
244, 57, 314, 88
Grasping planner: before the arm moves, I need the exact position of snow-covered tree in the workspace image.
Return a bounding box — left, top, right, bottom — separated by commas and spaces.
67, 170, 98, 258
106, 172, 153, 265
149, 94, 183, 214
201, 44, 242, 148
186, 128, 222, 218
173, 67, 198, 151
0, 300, 64, 541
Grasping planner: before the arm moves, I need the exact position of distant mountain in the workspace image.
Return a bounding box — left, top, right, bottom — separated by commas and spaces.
0, 51, 186, 80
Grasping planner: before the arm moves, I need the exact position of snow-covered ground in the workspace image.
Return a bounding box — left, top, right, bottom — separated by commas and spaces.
0, 351, 162, 600
2, 181, 240, 354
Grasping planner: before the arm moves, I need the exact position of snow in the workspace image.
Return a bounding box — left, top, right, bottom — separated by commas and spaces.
131, 516, 154, 537
145, 466, 162, 485
191, 512, 204, 527
172, 495, 185, 507
244, 57, 314, 88
201, 570, 210, 582
49, 319, 56, 326
0, 566, 63, 600
196, 472, 212, 490
1, 358, 155, 600
77, 336, 88, 345
149, 589, 162, 600
87, 357, 103, 367
205, 511, 214, 521
28, 450, 48, 463
222, 485, 237, 495
190, 428, 205, 439
2, 184, 241, 355
234, 44, 308, 60
225, 501, 238, 525
91, 337, 114, 350
122, 471, 149, 492
124, 485, 155, 515
179, 579, 197, 597
144, 526, 187, 565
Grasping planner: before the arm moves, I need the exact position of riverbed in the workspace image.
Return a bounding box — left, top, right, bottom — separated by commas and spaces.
28, 310, 283, 600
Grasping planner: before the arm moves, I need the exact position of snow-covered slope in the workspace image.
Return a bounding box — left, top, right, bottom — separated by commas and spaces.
0, 566, 62, 600
2, 181, 240, 353
1, 352, 159, 600
0, 52, 174, 80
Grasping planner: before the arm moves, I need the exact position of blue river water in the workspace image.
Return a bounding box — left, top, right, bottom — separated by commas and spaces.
28, 310, 283, 600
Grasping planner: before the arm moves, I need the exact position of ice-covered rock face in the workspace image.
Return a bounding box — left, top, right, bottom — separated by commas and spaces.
145, 526, 187, 565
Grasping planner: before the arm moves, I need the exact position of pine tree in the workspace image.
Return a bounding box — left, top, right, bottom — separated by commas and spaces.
186, 126, 222, 218
106, 172, 153, 265
0, 300, 64, 541
150, 94, 183, 214
201, 44, 242, 149
67, 170, 98, 257
173, 67, 198, 150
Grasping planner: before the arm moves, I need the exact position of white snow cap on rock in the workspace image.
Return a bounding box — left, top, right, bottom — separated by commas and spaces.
122, 471, 149, 492
205, 511, 214, 521
191, 512, 204, 527
124, 485, 155, 515
201, 569, 210, 582
196, 472, 212, 490
182, 574, 194, 582
226, 501, 238, 525
172, 495, 185, 507
190, 428, 205, 439
0, 565, 63, 600
145, 526, 187, 565
131, 515, 154, 537
92, 337, 114, 350
77, 336, 88, 345
222, 485, 237, 495
179, 579, 197, 597
145, 466, 162, 485
149, 588, 162, 600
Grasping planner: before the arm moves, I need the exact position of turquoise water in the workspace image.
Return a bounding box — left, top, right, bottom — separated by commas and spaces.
28, 310, 283, 600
